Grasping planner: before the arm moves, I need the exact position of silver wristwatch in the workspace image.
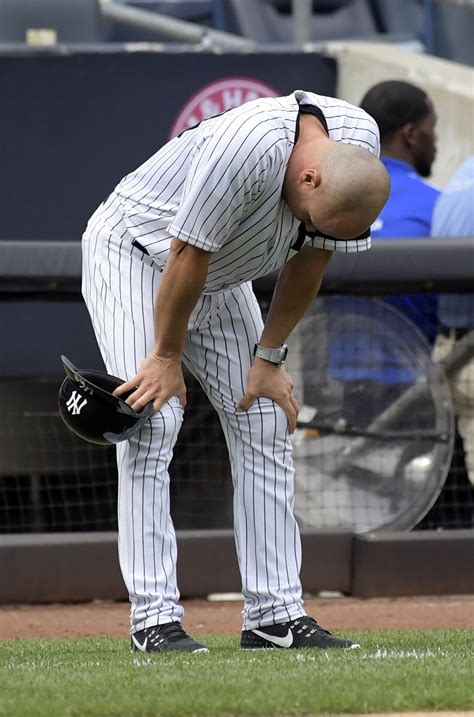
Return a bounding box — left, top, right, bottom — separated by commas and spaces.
254, 343, 288, 367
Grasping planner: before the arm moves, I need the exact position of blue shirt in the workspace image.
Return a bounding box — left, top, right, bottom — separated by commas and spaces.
432, 156, 474, 329
373, 158, 440, 238
372, 158, 440, 344
329, 158, 439, 384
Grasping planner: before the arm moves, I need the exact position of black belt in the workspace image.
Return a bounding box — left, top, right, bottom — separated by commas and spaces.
439, 324, 470, 340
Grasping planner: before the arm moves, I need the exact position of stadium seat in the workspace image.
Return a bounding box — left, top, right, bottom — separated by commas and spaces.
370, 0, 424, 35
373, 0, 473, 64
107, 1, 218, 43
431, 0, 474, 65
0, 0, 106, 43
119, 1, 214, 23
228, 0, 378, 43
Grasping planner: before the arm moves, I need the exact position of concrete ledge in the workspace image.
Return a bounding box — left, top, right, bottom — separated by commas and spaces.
352, 530, 474, 597
0, 530, 352, 604
299, 528, 352, 595
179, 528, 353, 597
0, 533, 126, 604
1, 530, 473, 603
177, 530, 240, 598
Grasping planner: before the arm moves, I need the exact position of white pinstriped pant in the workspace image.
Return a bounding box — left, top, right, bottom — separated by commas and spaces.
82, 194, 305, 632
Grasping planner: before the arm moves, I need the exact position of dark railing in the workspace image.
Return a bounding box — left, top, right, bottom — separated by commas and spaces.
1, 237, 473, 295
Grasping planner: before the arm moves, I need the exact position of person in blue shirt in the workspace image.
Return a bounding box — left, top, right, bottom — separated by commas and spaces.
328, 81, 441, 430
433, 156, 474, 338
432, 156, 474, 497
360, 80, 440, 344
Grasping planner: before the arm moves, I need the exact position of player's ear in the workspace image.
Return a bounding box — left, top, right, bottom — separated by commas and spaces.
300, 168, 321, 189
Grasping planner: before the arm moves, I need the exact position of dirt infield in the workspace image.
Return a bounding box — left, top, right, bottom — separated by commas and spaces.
0, 595, 473, 640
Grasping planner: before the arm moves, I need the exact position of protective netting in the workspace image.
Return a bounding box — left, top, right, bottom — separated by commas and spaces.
1, 295, 473, 533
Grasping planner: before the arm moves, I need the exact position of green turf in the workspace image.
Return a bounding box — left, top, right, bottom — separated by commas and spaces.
0, 629, 473, 717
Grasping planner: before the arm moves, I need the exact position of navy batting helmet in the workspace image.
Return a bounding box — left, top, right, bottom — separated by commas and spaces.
58, 356, 154, 445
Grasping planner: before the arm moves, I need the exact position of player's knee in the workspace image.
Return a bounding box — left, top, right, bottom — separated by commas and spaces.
234, 397, 290, 437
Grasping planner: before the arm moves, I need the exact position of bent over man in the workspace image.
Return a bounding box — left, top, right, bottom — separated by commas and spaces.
82, 90, 390, 652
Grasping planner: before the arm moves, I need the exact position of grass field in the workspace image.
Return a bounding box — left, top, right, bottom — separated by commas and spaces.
1, 629, 473, 717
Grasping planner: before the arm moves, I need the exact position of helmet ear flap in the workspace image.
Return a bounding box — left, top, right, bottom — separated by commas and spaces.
58, 356, 153, 445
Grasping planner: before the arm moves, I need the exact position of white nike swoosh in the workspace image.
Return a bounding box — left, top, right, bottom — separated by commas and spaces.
252, 628, 293, 648
131, 634, 148, 652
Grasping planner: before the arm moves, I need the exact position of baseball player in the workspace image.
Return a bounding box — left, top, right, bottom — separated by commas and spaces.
82, 90, 390, 652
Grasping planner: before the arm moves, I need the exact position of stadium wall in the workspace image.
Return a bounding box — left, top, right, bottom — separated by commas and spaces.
0, 48, 336, 243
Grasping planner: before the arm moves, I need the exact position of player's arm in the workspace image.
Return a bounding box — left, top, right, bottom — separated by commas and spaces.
114, 238, 210, 412
237, 246, 332, 432
260, 245, 332, 347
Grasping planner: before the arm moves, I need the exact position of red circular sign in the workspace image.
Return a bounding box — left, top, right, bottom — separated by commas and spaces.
168, 77, 280, 139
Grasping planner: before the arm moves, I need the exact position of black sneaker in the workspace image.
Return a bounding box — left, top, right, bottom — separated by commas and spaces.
241, 615, 359, 650
131, 622, 209, 653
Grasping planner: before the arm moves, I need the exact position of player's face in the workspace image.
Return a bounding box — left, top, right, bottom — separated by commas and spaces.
412, 106, 437, 178
285, 164, 387, 240
303, 202, 371, 240
287, 186, 372, 240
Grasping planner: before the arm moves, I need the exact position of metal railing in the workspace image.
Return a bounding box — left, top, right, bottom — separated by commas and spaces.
100, 0, 253, 48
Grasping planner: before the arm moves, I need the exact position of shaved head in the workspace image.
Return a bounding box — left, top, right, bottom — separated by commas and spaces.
316, 142, 390, 237
283, 133, 390, 240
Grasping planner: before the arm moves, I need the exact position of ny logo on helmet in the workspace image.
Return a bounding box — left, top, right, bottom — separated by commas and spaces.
66, 391, 88, 415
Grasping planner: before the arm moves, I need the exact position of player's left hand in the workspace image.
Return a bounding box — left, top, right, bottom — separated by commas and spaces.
236, 359, 300, 433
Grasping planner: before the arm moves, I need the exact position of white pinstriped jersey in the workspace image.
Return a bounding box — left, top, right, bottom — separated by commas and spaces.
114, 90, 380, 294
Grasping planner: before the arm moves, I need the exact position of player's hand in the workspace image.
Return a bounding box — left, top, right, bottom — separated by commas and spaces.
113, 352, 186, 414
236, 359, 300, 433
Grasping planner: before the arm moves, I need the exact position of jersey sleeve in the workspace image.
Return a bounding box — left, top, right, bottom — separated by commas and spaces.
167, 124, 275, 252
305, 233, 372, 254
289, 220, 372, 254
356, 110, 381, 158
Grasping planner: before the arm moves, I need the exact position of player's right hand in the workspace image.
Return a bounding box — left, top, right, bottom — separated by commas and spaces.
113, 352, 186, 414
236, 359, 300, 433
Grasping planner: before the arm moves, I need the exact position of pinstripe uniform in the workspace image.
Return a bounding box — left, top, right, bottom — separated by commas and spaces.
82, 90, 379, 633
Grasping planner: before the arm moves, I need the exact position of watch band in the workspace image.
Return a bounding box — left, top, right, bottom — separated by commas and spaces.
253, 343, 288, 367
